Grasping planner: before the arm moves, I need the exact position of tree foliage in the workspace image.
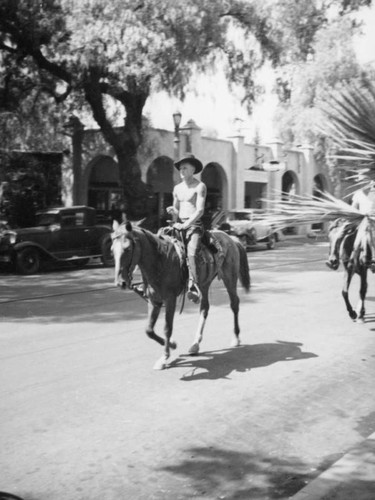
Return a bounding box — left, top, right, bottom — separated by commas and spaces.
0, 0, 372, 215
0, 0, 285, 217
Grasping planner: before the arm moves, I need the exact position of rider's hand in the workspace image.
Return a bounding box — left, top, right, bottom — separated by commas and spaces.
166, 206, 177, 215
174, 222, 189, 230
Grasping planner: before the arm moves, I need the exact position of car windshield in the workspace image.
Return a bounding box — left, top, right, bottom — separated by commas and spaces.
36, 213, 59, 226
228, 211, 252, 221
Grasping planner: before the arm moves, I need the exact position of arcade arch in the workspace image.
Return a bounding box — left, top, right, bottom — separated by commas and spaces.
281, 170, 300, 234
313, 173, 328, 195
312, 173, 328, 230
281, 170, 300, 199
85, 155, 122, 215
201, 162, 227, 227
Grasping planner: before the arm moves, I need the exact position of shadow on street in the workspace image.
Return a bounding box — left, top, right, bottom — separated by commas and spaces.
158, 445, 315, 499
170, 341, 318, 381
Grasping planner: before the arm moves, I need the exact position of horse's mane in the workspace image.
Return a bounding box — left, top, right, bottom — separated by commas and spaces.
132, 226, 180, 265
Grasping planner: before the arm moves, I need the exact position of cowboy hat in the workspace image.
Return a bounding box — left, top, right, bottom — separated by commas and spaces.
174, 153, 203, 174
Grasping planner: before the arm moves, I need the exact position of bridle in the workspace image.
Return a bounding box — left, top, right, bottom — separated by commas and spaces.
112, 226, 139, 287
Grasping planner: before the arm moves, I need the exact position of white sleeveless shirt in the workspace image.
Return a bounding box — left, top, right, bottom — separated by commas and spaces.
352, 188, 375, 214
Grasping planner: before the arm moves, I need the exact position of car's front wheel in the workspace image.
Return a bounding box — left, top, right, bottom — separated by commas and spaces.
16, 247, 41, 274
101, 235, 114, 267
267, 233, 276, 250
238, 234, 248, 250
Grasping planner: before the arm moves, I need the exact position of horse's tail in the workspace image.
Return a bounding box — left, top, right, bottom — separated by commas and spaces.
236, 240, 251, 291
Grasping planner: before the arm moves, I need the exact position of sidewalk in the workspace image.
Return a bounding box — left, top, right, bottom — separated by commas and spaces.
291, 432, 375, 499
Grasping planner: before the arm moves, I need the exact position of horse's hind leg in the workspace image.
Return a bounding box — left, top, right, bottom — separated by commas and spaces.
222, 272, 240, 346
189, 286, 210, 355
356, 268, 368, 321
342, 266, 357, 320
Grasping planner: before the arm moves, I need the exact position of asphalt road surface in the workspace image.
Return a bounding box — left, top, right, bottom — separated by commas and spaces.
1, 238, 375, 500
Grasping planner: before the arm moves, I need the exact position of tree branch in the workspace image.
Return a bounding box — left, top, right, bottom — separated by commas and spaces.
84, 70, 123, 150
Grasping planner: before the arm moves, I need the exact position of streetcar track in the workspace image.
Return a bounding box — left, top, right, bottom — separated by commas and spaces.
252, 256, 325, 270
0, 256, 327, 305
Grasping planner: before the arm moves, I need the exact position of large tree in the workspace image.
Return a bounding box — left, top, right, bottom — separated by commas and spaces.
0, 0, 371, 216
0, 0, 284, 217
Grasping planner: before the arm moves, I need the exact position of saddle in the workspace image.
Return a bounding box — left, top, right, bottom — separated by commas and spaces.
158, 226, 224, 278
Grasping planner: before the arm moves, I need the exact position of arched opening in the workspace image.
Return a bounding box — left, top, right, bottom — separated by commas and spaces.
281, 170, 300, 235
282, 170, 299, 199
87, 155, 122, 222
146, 156, 174, 228
312, 174, 327, 230
201, 162, 228, 228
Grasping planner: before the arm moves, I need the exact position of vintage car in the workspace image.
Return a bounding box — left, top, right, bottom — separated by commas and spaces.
0, 206, 114, 274
218, 209, 278, 250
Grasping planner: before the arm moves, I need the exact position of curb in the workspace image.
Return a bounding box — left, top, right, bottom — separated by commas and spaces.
290, 432, 375, 499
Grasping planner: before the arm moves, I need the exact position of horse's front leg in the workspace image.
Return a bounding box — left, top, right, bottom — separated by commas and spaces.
356, 267, 368, 321
189, 287, 209, 355
342, 266, 357, 320
146, 300, 165, 346
153, 296, 177, 370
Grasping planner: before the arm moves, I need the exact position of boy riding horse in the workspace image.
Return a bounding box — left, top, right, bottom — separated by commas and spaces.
166, 153, 206, 304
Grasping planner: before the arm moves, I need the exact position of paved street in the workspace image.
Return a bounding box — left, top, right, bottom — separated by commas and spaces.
1, 238, 375, 500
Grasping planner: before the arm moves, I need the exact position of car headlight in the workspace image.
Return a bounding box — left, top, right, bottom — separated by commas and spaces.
8, 232, 16, 244
0, 231, 17, 245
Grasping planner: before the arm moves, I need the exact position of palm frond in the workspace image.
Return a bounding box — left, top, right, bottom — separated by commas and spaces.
321, 81, 375, 182
258, 191, 365, 231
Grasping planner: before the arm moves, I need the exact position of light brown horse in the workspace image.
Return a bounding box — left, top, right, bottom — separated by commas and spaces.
112, 221, 250, 369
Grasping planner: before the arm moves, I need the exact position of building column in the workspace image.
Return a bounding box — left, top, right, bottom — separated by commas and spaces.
265, 138, 285, 204
297, 144, 314, 195
229, 134, 245, 209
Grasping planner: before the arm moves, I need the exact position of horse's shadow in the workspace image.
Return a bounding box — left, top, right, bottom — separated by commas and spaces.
170, 341, 317, 381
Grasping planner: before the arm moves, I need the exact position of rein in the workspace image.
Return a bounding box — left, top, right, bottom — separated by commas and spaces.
112, 226, 138, 286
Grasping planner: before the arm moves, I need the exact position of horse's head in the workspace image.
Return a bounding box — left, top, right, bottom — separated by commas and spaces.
111, 220, 141, 288
326, 218, 346, 270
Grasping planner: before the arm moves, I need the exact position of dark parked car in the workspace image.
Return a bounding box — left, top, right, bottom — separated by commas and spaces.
0, 206, 114, 274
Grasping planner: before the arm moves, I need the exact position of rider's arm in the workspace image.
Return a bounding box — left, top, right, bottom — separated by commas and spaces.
166, 188, 180, 219
181, 183, 207, 229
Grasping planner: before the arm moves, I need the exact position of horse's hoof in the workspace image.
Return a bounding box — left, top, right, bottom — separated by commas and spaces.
170, 340, 177, 350
349, 311, 357, 320
231, 338, 241, 348
188, 343, 200, 355
153, 357, 168, 370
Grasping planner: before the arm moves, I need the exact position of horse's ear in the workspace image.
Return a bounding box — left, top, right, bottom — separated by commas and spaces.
134, 218, 146, 227
126, 221, 133, 232
113, 220, 119, 231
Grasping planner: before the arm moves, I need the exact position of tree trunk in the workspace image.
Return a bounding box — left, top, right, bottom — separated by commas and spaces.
84, 74, 152, 219
116, 146, 152, 219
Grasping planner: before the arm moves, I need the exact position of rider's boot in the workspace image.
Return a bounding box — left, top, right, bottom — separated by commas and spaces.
187, 255, 201, 304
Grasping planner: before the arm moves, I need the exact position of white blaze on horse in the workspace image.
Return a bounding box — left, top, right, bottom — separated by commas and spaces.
326, 216, 375, 321
111, 221, 250, 370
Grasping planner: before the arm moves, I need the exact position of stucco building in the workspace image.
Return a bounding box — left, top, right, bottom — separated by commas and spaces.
63, 118, 331, 232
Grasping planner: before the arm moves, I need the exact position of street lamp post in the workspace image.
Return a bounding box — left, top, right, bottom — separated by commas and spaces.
173, 111, 182, 162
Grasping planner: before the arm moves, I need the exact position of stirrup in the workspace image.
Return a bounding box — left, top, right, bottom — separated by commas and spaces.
132, 283, 146, 299
187, 283, 201, 304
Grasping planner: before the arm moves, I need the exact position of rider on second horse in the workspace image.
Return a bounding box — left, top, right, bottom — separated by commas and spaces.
166, 153, 206, 304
